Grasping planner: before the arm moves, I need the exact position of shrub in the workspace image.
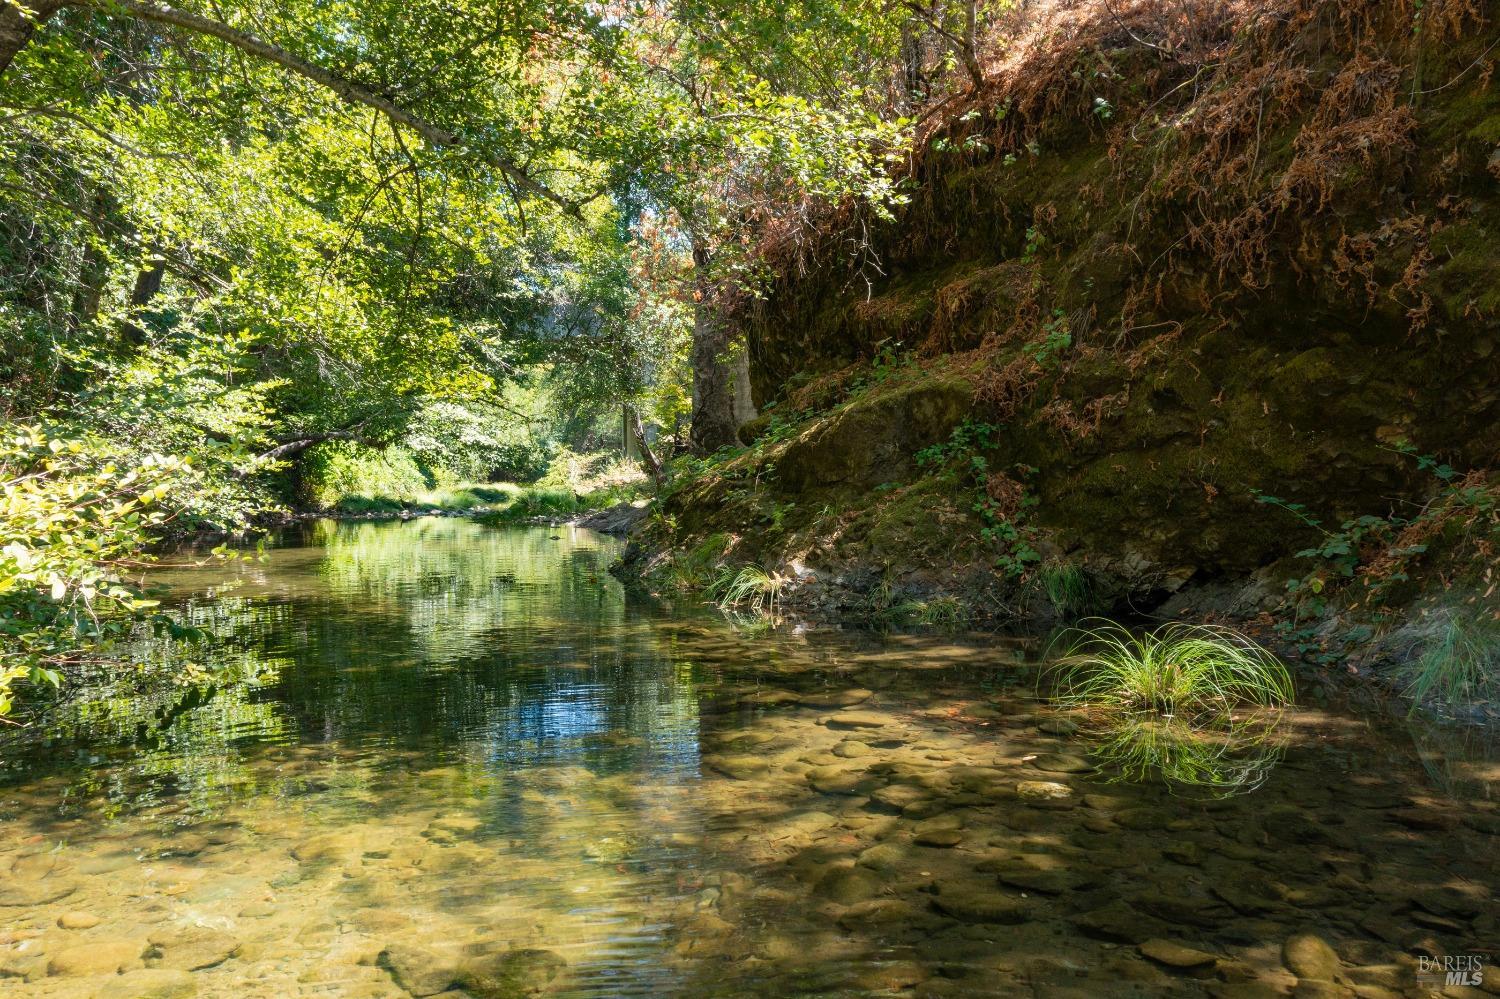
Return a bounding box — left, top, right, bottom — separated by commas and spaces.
301, 443, 432, 511
0, 426, 222, 716
915, 595, 970, 630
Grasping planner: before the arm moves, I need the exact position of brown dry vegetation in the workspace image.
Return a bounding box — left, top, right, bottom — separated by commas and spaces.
623, 0, 1499, 683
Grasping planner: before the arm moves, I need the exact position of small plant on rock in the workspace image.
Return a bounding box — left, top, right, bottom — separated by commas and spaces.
1039, 561, 1095, 619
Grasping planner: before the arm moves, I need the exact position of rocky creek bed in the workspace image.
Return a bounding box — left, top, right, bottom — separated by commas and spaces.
0, 519, 1494, 998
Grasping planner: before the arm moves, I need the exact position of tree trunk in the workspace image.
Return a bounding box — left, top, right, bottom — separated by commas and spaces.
622, 403, 640, 460
627, 406, 664, 491
0, 0, 65, 78
68, 191, 111, 334
899, 23, 927, 110
256, 429, 374, 463
121, 248, 165, 346
731, 343, 758, 427
688, 241, 740, 453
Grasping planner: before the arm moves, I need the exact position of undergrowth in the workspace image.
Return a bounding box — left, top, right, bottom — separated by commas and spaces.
915, 420, 1041, 577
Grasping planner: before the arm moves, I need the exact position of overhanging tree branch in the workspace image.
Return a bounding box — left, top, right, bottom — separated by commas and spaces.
256, 429, 382, 463
0, 0, 67, 75
13, 0, 581, 214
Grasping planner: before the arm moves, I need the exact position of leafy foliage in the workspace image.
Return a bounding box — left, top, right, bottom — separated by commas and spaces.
0, 426, 235, 716
916, 420, 1040, 576
0, 0, 943, 711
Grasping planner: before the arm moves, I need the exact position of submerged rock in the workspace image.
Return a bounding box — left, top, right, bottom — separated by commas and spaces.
800, 688, 874, 709
460, 948, 567, 998
869, 784, 930, 811
740, 689, 801, 706
1016, 780, 1072, 801
914, 827, 963, 847
813, 866, 884, 905
1072, 901, 1171, 944
1030, 753, 1093, 774
704, 754, 771, 780
982, 854, 1096, 894
94, 969, 197, 999
1130, 890, 1227, 928
857, 843, 909, 872
826, 711, 893, 729
832, 740, 875, 759
379, 943, 458, 996
0, 880, 77, 907
291, 831, 366, 863
146, 927, 241, 971
1138, 938, 1219, 969
47, 939, 145, 976
1281, 933, 1342, 983
930, 886, 1029, 924
771, 810, 839, 841
837, 899, 920, 929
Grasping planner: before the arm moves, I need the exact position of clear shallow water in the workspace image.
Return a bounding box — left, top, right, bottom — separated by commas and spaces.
0, 518, 1495, 998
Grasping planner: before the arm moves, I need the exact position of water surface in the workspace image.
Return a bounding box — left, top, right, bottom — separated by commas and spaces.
1, 518, 1495, 997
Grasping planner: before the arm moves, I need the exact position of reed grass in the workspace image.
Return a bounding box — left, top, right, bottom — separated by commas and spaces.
1049, 619, 1293, 721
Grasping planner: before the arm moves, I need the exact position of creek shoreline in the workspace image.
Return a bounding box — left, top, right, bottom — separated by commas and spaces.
162, 504, 1497, 728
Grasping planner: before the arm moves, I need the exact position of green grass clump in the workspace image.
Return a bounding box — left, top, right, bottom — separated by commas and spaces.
710, 564, 784, 616
1050, 620, 1293, 720
1039, 562, 1096, 619
1405, 610, 1500, 710
661, 534, 732, 593
476, 487, 580, 523
331, 494, 408, 514
915, 595, 970, 630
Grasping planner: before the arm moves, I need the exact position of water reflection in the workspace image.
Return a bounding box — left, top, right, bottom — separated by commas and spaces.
0, 518, 1494, 998
1083, 712, 1289, 798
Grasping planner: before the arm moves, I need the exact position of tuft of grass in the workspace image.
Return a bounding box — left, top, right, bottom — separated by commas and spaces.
1404, 610, 1500, 711
915, 595, 970, 630
1048, 619, 1293, 721
656, 534, 732, 594
711, 564, 784, 616
1039, 561, 1096, 619
332, 494, 407, 515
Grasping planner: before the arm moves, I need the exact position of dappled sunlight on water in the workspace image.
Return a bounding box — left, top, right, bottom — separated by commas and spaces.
0, 519, 1495, 997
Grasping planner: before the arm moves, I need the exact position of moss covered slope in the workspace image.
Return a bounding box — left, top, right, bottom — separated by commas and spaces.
621, 0, 1499, 700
